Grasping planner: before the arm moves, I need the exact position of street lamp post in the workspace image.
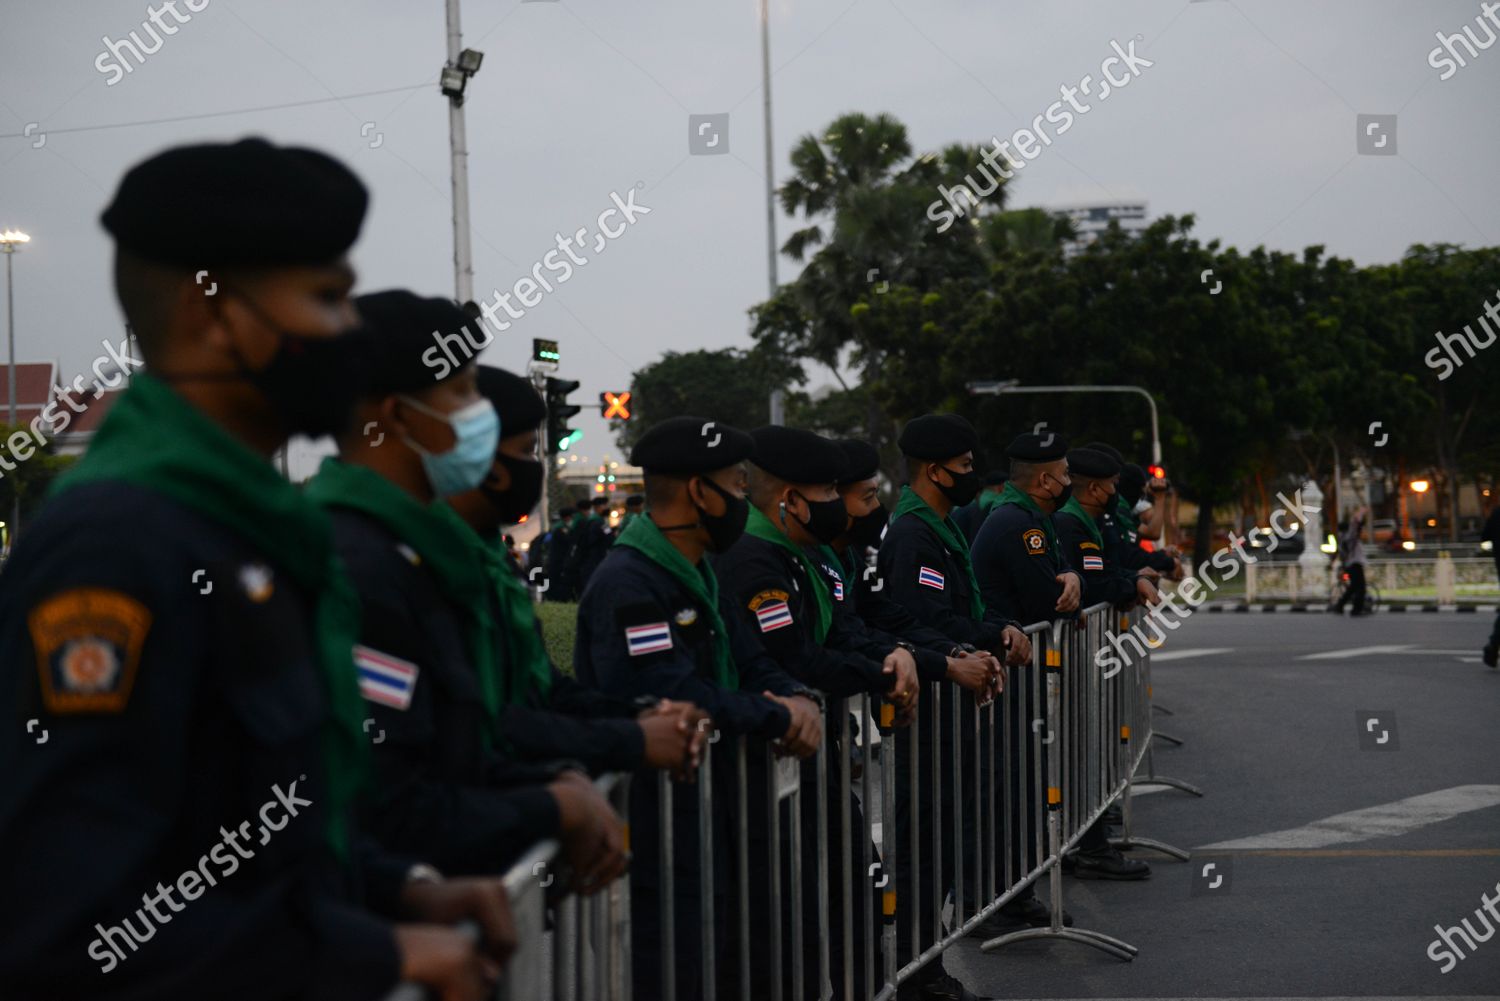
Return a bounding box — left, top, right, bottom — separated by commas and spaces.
440, 0, 484, 304
2, 229, 31, 545
759, 0, 778, 298
967, 381, 1163, 465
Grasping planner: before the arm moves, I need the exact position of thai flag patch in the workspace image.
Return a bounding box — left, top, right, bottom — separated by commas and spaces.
625, 622, 673, 656
832, 579, 845, 601
755, 600, 794, 633
918, 566, 945, 590
1082, 555, 1104, 571
355, 645, 419, 711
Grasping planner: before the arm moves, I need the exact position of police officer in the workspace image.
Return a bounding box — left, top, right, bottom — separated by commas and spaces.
622, 492, 645, 530
307, 291, 628, 890
952, 470, 1009, 544
1085, 443, 1177, 579
1055, 448, 1160, 612
1050, 447, 1154, 878
544, 505, 576, 601
445, 365, 708, 777
574, 416, 823, 1001
568, 495, 614, 594
877, 415, 1031, 997
713, 424, 916, 999
0, 140, 510, 1000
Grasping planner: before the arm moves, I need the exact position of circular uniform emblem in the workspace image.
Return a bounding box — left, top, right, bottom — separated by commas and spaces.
1022, 528, 1047, 554
61, 638, 121, 694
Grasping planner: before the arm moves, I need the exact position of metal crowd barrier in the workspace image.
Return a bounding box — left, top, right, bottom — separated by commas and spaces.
400, 602, 1198, 999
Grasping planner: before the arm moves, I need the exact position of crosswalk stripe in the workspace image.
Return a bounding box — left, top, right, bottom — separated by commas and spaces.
1199, 785, 1500, 850
1150, 647, 1234, 662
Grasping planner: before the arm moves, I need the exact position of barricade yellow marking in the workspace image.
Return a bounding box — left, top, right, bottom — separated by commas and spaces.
1120, 725, 1131, 742
883, 890, 896, 916
1048, 786, 1061, 805
1045, 649, 1061, 667
880, 703, 895, 727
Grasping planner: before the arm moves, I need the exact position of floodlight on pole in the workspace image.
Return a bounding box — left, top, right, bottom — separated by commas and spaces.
2, 228, 31, 544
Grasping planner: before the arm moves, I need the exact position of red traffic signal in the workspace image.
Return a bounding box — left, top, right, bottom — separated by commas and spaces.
600, 391, 631, 420
1147, 464, 1166, 480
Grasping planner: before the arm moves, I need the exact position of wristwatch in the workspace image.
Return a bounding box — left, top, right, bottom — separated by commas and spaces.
404, 862, 444, 886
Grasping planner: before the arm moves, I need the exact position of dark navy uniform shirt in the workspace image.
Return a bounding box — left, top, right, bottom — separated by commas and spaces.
0, 482, 403, 1001
973, 498, 1078, 627
878, 505, 1017, 651
1054, 506, 1137, 609
328, 508, 562, 878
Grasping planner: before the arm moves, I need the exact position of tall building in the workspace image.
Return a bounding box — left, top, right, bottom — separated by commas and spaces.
1052, 201, 1149, 255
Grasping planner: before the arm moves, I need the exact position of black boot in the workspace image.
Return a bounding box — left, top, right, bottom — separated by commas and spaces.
1069, 845, 1151, 880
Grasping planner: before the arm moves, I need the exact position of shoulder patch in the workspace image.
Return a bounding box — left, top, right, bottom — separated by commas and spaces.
917, 566, 946, 590
1079, 541, 1101, 551
1022, 528, 1047, 555
749, 589, 794, 632
355, 645, 420, 710
29, 588, 151, 714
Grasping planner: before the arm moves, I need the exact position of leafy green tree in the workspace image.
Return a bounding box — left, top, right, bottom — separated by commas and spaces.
0, 424, 77, 547
614, 347, 804, 453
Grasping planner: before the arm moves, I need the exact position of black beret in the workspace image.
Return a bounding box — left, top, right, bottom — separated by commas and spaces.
1118, 463, 1148, 502
1084, 441, 1124, 465
1066, 447, 1121, 479
982, 469, 1009, 486
477, 365, 546, 436
590, 496, 610, 507
625, 493, 645, 506
101, 138, 368, 268
629, 416, 754, 473
898, 413, 977, 460
834, 438, 881, 486
1005, 432, 1069, 461
356, 290, 483, 395
751, 426, 848, 485
556, 505, 575, 517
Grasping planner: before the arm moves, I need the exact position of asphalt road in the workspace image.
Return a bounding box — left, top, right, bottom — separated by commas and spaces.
944, 610, 1500, 999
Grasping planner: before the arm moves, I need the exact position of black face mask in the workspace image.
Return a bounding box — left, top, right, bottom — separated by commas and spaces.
935, 465, 982, 507
790, 491, 849, 545
481, 453, 545, 524
219, 289, 370, 438
846, 504, 889, 548
695, 476, 750, 553
1043, 475, 1073, 508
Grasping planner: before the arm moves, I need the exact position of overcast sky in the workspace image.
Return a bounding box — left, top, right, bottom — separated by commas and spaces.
2, 0, 1496, 478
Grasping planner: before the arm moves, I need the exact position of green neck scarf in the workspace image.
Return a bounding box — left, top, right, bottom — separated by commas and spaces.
743, 505, 833, 644
305, 460, 503, 745
1059, 496, 1104, 548
473, 527, 553, 705
891, 485, 984, 618
1115, 494, 1139, 534
977, 489, 1004, 513
999, 480, 1060, 554
613, 514, 737, 686
52, 374, 367, 860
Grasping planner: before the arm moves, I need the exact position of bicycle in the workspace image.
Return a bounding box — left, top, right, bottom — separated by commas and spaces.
1335, 570, 1382, 613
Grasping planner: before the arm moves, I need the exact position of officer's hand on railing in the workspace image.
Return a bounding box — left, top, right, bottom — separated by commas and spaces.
1168, 557, 1186, 582
1135, 577, 1161, 607
1055, 572, 1082, 613
399, 878, 517, 970
548, 771, 630, 896
637, 701, 706, 780
882, 647, 919, 716
1001, 624, 1031, 668
392, 924, 496, 1001
766, 691, 822, 757
945, 652, 994, 704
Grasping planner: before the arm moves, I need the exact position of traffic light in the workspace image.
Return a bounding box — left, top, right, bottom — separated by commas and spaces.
1147, 464, 1166, 481
545, 377, 581, 455
600, 391, 631, 420
533, 338, 560, 364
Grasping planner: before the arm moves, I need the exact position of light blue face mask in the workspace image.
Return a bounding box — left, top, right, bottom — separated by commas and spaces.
398, 395, 501, 496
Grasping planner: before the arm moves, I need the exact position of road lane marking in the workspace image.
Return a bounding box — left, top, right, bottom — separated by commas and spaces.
1200, 785, 1500, 849
1150, 647, 1234, 662
1298, 644, 1415, 660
